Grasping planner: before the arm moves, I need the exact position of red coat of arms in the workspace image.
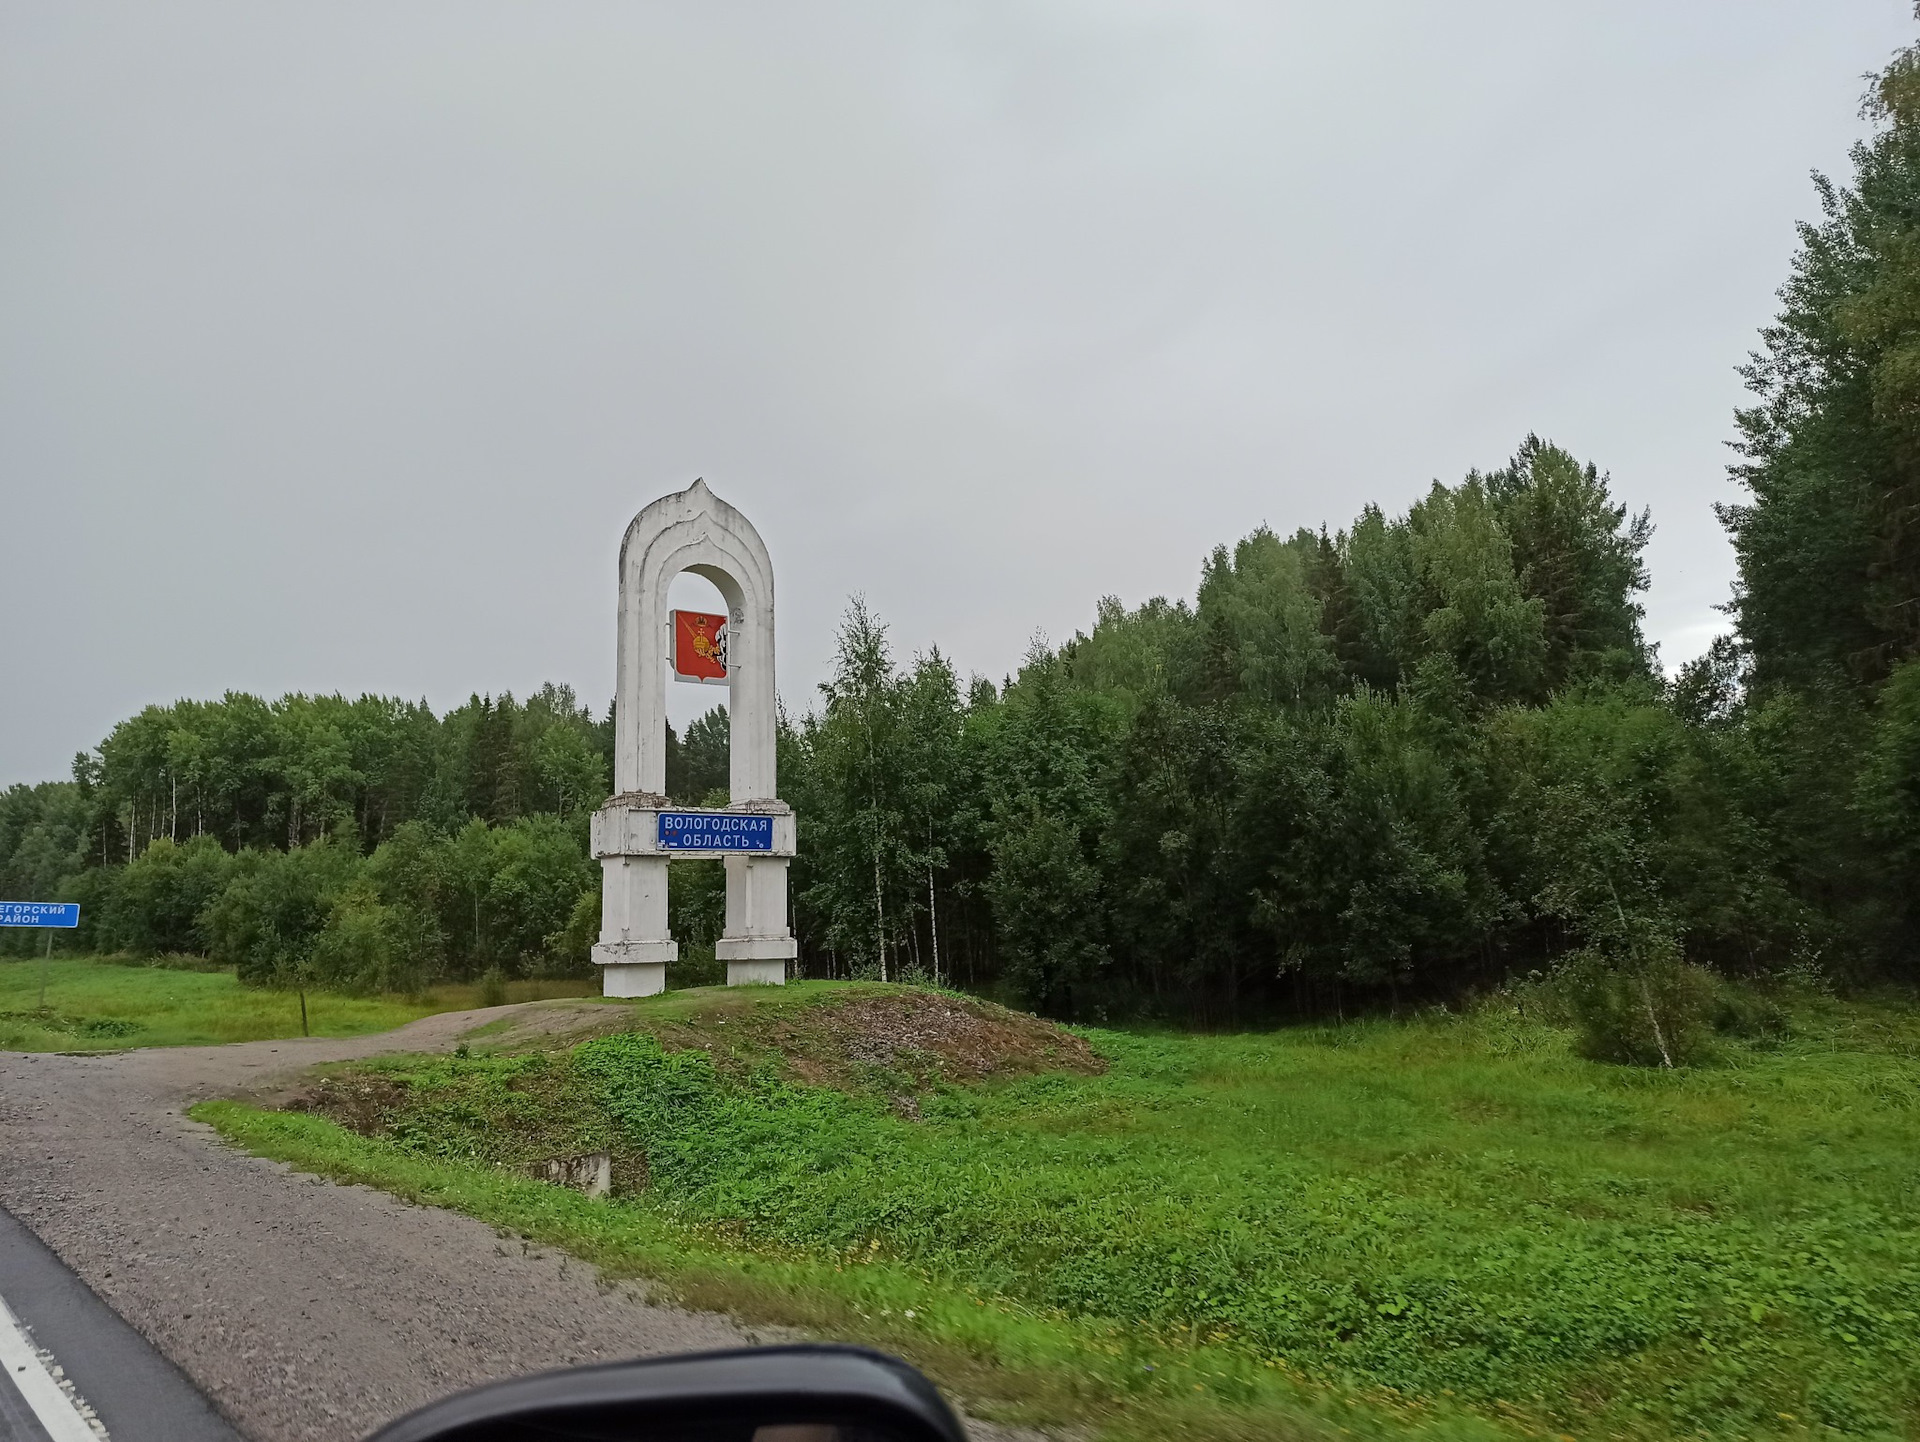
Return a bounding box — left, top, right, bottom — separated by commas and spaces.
672, 609, 729, 685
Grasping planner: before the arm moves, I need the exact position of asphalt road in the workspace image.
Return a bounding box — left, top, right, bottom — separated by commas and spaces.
1, 1200, 242, 1442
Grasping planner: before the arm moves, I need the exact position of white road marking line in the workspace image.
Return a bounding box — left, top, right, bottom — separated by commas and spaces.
0, 1292, 100, 1442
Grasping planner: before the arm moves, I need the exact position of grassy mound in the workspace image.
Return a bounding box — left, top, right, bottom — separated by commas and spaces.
291, 982, 1103, 1190
207, 983, 1920, 1442
581, 981, 1103, 1092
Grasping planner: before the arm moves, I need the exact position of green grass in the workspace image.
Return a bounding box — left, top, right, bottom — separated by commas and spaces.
0, 955, 596, 1051
197, 984, 1920, 1442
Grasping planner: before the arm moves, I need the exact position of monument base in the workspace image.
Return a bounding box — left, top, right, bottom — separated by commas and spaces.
594, 938, 676, 998
725, 959, 788, 987
600, 961, 668, 998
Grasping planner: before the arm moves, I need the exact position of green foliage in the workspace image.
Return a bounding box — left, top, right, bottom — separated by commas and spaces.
1732, 686, 1893, 977
1258, 689, 1489, 991
1858, 658, 1920, 870
1195, 527, 1342, 708
0, 410, 1891, 1020
101, 834, 237, 956
0, 407, 1793, 1023
550, 885, 603, 980
1338, 504, 1425, 689
1099, 700, 1257, 1014
976, 652, 1123, 1011
1062, 594, 1199, 710
792, 599, 976, 984
1560, 951, 1719, 1067
65, 682, 610, 863
111, 815, 602, 992
1702, 28, 1920, 975
1725, 47, 1920, 691
667, 859, 726, 988
1407, 477, 1549, 703
309, 882, 436, 995
670, 706, 731, 804
0, 780, 92, 956
201, 837, 363, 983
531, 720, 609, 817
758, 428, 1817, 1019
1485, 437, 1653, 687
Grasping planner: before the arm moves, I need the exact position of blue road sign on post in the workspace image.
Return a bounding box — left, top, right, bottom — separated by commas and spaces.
0, 902, 80, 928
657, 812, 775, 853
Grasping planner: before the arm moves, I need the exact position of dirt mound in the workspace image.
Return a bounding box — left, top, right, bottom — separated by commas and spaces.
806, 991, 1102, 1083
285, 1073, 409, 1135
644, 985, 1105, 1094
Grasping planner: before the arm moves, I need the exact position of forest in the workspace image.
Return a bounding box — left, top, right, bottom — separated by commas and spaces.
5, 46, 1920, 1036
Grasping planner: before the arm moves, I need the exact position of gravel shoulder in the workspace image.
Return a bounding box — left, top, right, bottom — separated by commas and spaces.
0, 1003, 770, 1442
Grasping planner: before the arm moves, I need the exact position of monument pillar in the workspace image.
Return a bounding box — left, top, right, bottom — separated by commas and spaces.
717, 850, 792, 985
590, 480, 798, 997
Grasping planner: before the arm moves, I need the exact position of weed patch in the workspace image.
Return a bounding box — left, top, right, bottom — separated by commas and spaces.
0, 1008, 144, 1040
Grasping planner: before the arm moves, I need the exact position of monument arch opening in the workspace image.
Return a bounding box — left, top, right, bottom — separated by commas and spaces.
588, 479, 797, 998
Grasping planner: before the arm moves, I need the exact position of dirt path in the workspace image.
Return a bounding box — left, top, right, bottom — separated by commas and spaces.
0, 1004, 932, 1442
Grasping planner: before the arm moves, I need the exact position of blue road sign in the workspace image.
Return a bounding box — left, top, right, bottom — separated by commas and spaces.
657, 811, 775, 852
0, 902, 80, 928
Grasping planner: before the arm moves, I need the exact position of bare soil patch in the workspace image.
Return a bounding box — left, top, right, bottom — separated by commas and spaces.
642, 986, 1106, 1096
285, 1071, 411, 1135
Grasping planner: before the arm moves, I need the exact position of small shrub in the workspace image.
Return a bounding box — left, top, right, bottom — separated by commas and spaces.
477, 966, 509, 1008
1562, 950, 1718, 1066
1710, 981, 1790, 1042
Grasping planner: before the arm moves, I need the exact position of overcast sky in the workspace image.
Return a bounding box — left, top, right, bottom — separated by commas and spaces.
3, 2, 1913, 786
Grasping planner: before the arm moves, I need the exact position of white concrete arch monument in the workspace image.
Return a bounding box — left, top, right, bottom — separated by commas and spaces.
589, 480, 797, 997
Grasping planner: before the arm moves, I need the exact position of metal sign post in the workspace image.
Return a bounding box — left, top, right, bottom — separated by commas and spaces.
1, 903, 82, 1012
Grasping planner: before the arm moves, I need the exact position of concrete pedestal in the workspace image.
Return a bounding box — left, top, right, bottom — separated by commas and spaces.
599, 960, 668, 997
717, 853, 795, 987
725, 960, 788, 986
594, 856, 677, 998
